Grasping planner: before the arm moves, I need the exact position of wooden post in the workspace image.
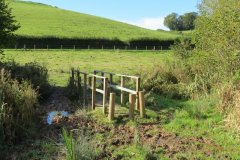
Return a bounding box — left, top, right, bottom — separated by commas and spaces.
47, 44, 49, 50
101, 72, 104, 89
103, 77, 108, 114
136, 77, 140, 110
88, 45, 90, 50
108, 93, 115, 121
61, 45, 63, 50
24, 44, 26, 50
34, 44, 36, 50
109, 74, 113, 93
74, 45, 76, 51
129, 94, 136, 120
88, 77, 92, 87
121, 76, 125, 105
136, 46, 137, 50
77, 70, 81, 101
71, 68, 74, 86
114, 45, 116, 50
92, 76, 96, 110
139, 91, 145, 118
146, 46, 147, 50
83, 74, 87, 106
153, 46, 155, 50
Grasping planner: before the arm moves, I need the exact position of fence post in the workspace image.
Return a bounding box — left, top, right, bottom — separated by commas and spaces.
136, 77, 140, 110
74, 45, 76, 51
114, 45, 116, 50
153, 46, 155, 50
121, 76, 125, 105
24, 44, 26, 50
83, 74, 87, 106
15, 44, 17, 50
92, 76, 96, 110
88, 45, 90, 50
146, 46, 147, 50
109, 74, 113, 93
129, 94, 136, 120
34, 44, 36, 50
108, 93, 115, 121
136, 46, 137, 50
61, 45, 63, 50
103, 77, 108, 114
71, 68, 75, 86
77, 70, 81, 102
88, 77, 92, 87
139, 91, 145, 118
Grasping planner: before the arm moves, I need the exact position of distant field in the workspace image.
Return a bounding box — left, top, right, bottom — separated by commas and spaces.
3, 50, 173, 86
9, 0, 183, 41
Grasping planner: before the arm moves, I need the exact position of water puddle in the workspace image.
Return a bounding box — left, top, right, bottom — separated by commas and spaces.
47, 111, 68, 125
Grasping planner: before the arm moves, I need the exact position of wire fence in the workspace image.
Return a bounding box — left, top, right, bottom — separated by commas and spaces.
11, 44, 171, 51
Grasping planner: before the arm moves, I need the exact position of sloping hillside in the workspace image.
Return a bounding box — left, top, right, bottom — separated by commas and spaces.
9, 0, 181, 41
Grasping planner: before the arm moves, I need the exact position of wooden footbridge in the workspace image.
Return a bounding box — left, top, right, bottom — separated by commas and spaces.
70, 68, 145, 121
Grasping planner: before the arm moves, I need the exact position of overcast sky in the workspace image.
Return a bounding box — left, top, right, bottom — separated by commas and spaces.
23, 0, 199, 30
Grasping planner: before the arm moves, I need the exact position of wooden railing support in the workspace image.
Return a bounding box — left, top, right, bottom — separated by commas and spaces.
139, 91, 145, 118
129, 94, 136, 120
108, 93, 115, 121
92, 76, 96, 110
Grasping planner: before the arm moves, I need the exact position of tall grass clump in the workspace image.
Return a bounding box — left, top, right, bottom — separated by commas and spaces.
62, 128, 99, 160
0, 69, 38, 143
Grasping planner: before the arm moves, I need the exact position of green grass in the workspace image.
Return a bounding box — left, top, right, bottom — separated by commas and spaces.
3, 49, 173, 86
8, 0, 183, 41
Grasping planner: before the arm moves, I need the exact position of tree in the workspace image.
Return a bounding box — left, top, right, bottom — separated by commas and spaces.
0, 0, 20, 49
164, 13, 178, 30
164, 12, 198, 31
194, 0, 240, 76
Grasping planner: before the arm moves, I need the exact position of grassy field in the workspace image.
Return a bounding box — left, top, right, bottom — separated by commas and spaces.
8, 0, 183, 41
3, 49, 173, 86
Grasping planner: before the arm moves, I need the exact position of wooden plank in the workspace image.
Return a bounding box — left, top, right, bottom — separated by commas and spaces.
96, 88, 104, 94
90, 74, 105, 79
136, 77, 140, 110
139, 91, 145, 118
129, 94, 136, 120
92, 76, 96, 110
109, 84, 137, 94
121, 76, 125, 105
108, 93, 115, 121
116, 74, 139, 79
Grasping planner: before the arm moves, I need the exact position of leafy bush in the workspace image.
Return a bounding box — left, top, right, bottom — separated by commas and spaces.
0, 69, 38, 143
0, 61, 51, 99
141, 62, 191, 100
